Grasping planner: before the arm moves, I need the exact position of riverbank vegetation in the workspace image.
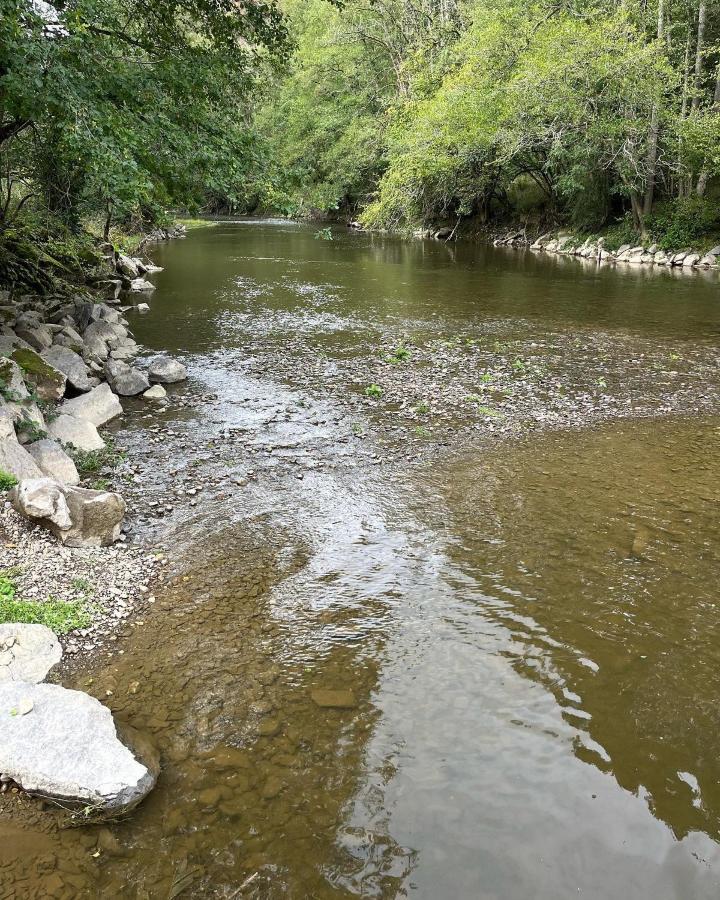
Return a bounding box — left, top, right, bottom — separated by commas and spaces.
0, 0, 286, 290
2, 0, 720, 274
256, 0, 720, 246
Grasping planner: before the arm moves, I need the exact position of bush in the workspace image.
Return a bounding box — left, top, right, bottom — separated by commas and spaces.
646, 198, 720, 251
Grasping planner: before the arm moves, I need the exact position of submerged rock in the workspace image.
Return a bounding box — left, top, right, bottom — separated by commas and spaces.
129, 278, 155, 292
148, 357, 187, 384
11, 478, 126, 547
58, 383, 123, 427
0, 682, 156, 813
0, 624, 62, 684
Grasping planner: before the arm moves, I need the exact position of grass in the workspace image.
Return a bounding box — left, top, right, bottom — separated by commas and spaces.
0, 570, 92, 634
68, 439, 126, 476
415, 402, 429, 414
0, 470, 18, 491
365, 384, 383, 399
89, 478, 111, 491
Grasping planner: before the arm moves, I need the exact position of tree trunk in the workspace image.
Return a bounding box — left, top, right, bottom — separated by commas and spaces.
691, 1, 706, 114
643, 0, 665, 216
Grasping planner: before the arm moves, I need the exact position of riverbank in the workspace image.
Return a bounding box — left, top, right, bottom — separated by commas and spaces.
0, 226, 188, 665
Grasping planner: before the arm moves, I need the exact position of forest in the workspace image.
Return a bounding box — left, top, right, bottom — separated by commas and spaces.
2, 0, 720, 271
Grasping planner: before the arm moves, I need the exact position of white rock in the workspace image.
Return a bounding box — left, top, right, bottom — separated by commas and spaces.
58, 383, 123, 427
143, 384, 166, 400
148, 357, 187, 384
11, 478, 126, 547
129, 278, 155, 292
47, 414, 105, 452
117, 254, 139, 279
0, 625, 62, 684
26, 439, 80, 485
136, 303, 150, 313
0, 682, 155, 813
0, 419, 44, 481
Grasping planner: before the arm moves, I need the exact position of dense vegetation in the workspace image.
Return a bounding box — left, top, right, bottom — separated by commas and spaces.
1, 0, 719, 273
0, 0, 286, 288
259, 0, 720, 244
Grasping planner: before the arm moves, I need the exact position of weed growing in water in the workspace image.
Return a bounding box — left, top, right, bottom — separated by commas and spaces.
385, 345, 411, 364
365, 384, 383, 399
415, 402, 429, 414
314, 227, 333, 241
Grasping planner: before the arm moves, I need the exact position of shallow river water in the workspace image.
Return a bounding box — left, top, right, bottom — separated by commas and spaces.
3, 222, 720, 899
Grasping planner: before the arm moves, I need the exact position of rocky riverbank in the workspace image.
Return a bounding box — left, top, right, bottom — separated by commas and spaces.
0, 226, 188, 813
490, 229, 720, 270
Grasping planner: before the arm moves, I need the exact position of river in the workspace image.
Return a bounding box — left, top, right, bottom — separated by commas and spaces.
2, 220, 720, 899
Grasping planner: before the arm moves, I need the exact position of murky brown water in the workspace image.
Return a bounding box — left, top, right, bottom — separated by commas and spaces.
3, 222, 720, 898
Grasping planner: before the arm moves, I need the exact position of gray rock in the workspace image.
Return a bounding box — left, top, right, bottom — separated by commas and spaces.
15, 325, 53, 352
11, 478, 125, 547
27, 439, 80, 485
0, 418, 44, 481
42, 346, 95, 393
117, 254, 139, 279
47, 414, 105, 452
83, 332, 110, 363
136, 303, 150, 313
148, 357, 187, 384
58, 383, 123, 427
10, 347, 66, 401
682, 253, 700, 267
0, 625, 62, 684
104, 359, 149, 396
84, 320, 121, 350
707, 245, 720, 257
0, 682, 155, 813
129, 278, 155, 292
57, 325, 85, 353
143, 384, 166, 400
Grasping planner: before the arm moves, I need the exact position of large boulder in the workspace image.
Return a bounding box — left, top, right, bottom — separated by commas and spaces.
148, 357, 187, 384
0, 625, 62, 684
11, 478, 125, 547
27, 439, 80, 485
58, 383, 123, 427
84, 320, 121, 351
42, 346, 96, 393
117, 254, 140, 279
0, 682, 155, 813
11, 347, 66, 401
47, 414, 105, 452
0, 414, 44, 481
14, 325, 53, 352
104, 359, 149, 396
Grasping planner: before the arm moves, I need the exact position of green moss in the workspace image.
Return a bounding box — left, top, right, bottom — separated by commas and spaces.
12, 347, 63, 382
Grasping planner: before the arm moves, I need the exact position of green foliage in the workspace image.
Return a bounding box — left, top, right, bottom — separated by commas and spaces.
68, 440, 126, 476
0, 0, 287, 235
314, 227, 333, 241
385, 345, 411, 364
365, 384, 383, 398
645, 199, 720, 252
0, 570, 92, 634
0, 470, 18, 491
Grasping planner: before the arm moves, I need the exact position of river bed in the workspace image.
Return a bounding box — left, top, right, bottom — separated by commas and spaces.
2, 221, 720, 899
